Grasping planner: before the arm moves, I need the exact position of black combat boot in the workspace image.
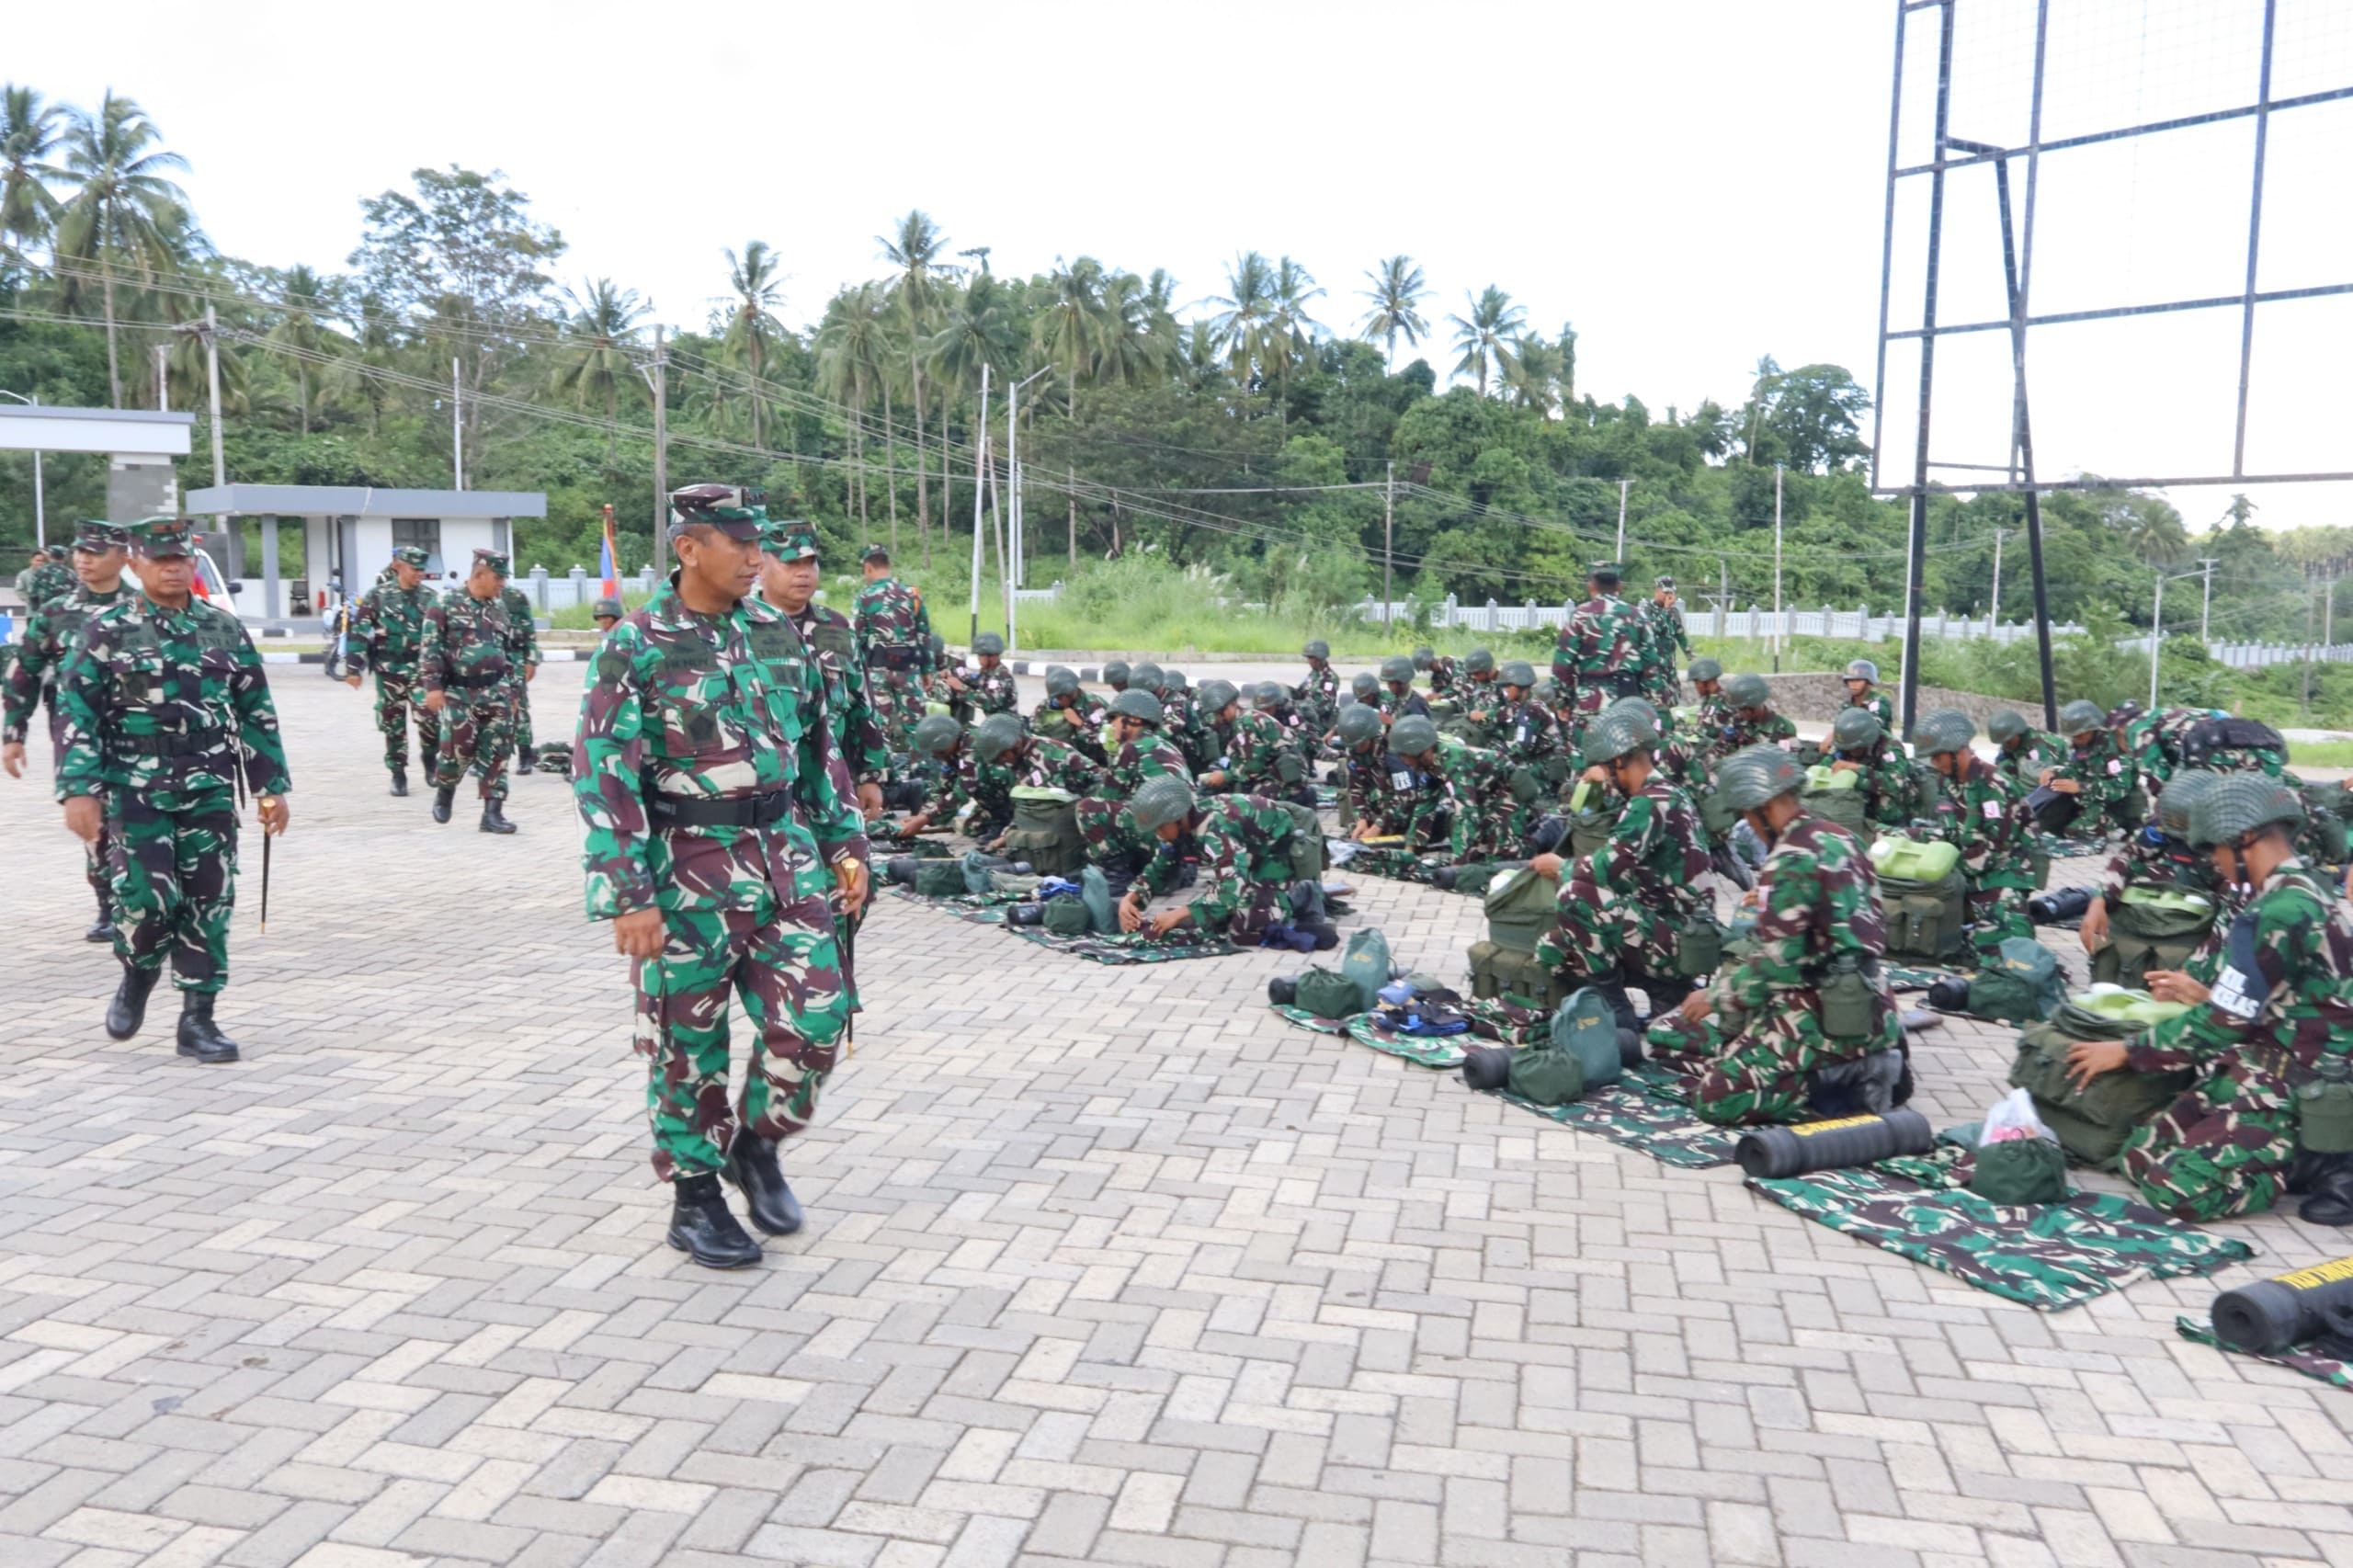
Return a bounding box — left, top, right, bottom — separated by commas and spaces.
480, 798, 517, 835
86, 885, 114, 944
2299, 1154, 2353, 1227
514, 749, 535, 776
175, 993, 239, 1063
667, 1173, 763, 1267
390, 764, 409, 798
105, 964, 162, 1040
431, 784, 456, 824
722, 1132, 805, 1236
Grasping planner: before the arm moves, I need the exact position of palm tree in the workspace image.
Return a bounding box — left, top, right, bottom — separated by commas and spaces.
817, 281, 893, 531
54, 92, 191, 407
267, 264, 345, 434
1177, 320, 1226, 394
551, 278, 649, 466
0, 85, 67, 262
1445, 286, 1527, 398
326, 291, 399, 435
1265, 256, 1324, 427
1033, 256, 1108, 422
1356, 255, 1430, 369
1208, 250, 1277, 388
879, 210, 949, 549
926, 274, 1017, 561
1096, 270, 1172, 388
1502, 333, 1562, 416
720, 240, 786, 447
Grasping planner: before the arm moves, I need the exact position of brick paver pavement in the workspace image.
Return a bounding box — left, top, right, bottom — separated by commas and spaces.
4, 674, 2353, 1567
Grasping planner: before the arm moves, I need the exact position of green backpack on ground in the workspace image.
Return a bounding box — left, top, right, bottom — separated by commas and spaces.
1041, 898, 1091, 936
1802, 767, 1869, 835
1551, 987, 1623, 1092
1878, 868, 1968, 963
1971, 1137, 2069, 1205
2008, 991, 2197, 1166
1080, 866, 1117, 934
1341, 927, 1392, 1012
1507, 1041, 1586, 1108
2094, 885, 2216, 988
1003, 787, 1086, 878
1279, 801, 1324, 882
1483, 868, 1558, 954
915, 860, 968, 897
1468, 942, 1574, 1011
1965, 937, 2065, 1025
1296, 968, 1365, 1019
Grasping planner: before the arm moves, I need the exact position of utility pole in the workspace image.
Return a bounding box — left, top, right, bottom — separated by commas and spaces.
2199, 556, 2218, 642
153, 344, 169, 411
968, 362, 990, 648
1615, 477, 1630, 560
2150, 569, 2165, 711
647, 327, 669, 573
1988, 527, 2005, 626
1383, 460, 1395, 624
2304, 562, 2319, 717
1771, 463, 1784, 670
1008, 368, 1051, 653
1, 390, 46, 549
1719, 555, 1730, 638
204, 306, 225, 489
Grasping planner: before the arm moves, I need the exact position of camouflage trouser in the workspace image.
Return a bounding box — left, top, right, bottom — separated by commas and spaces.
1450, 794, 1532, 861
1200, 879, 1295, 946
1651, 1000, 1870, 1126
108, 793, 237, 994
2119, 1057, 2296, 1221
373, 669, 439, 774
635, 876, 847, 1180
1076, 794, 1155, 876
870, 666, 929, 748
50, 713, 116, 919
1534, 886, 1677, 981
433, 690, 514, 801
507, 673, 534, 758
1967, 881, 2034, 962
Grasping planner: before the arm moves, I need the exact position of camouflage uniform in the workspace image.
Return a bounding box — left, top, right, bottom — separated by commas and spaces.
1691, 693, 1738, 759
7, 564, 131, 923
499, 583, 540, 762
1995, 729, 2064, 787
574, 577, 867, 1181
1641, 598, 1691, 705
2117, 858, 2353, 1221
1423, 654, 1460, 699
344, 565, 440, 777
1921, 756, 2035, 960
1828, 737, 1916, 829
1656, 816, 1902, 1125
2052, 727, 2134, 835
1295, 662, 1339, 734
54, 565, 290, 995
788, 604, 890, 790
1844, 689, 1895, 733
1536, 774, 1711, 981
1456, 675, 1509, 747
1032, 688, 1108, 761
1138, 793, 1302, 943
1722, 708, 1799, 753
1378, 748, 1460, 849
852, 572, 934, 746
1076, 731, 1193, 872
1553, 590, 1647, 738
927, 746, 1019, 839
22, 558, 74, 609
967, 663, 1019, 719
1433, 737, 1523, 859
1379, 686, 1431, 725
1226, 708, 1303, 801
423, 571, 531, 803
1013, 733, 1106, 796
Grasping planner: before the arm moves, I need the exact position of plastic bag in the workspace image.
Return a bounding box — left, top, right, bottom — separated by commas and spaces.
1980, 1086, 2059, 1147
1972, 1086, 2069, 1203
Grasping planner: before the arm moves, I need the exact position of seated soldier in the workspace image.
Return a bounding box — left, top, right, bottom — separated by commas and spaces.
1455, 649, 1503, 744
1347, 669, 1383, 726
1294, 640, 1338, 734
1251, 679, 1312, 757
2068, 777, 2353, 1223
1116, 775, 1332, 947
1075, 688, 1193, 883
591, 596, 625, 634
1653, 746, 1905, 1125
1129, 660, 1166, 699
972, 711, 1104, 849
1332, 703, 1392, 833
1912, 709, 2034, 963
1824, 707, 1915, 830
2077, 768, 2225, 960
1687, 658, 1732, 756
901, 713, 1017, 842
964, 632, 1018, 716
1203, 678, 1312, 804
1603, 696, 1710, 802
1492, 661, 1563, 774
1102, 660, 1131, 696
1159, 671, 1220, 772
1378, 655, 1431, 723
1988, 709, 2063, 786
1415, 646, 1459, 700
1032, 665, 1108, 762
1528, 708, 1714, 1028
1719, 673, 1798, 753
923, 635, 966, 721
2041, 699, 2133, 836
1841, 658, 1894, 731
1366, 714, 1461, 851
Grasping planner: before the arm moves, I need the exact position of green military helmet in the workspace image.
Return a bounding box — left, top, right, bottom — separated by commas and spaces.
1500, 660, 1538, 689
2158, 768, 2224, 838
1350, 672, 1381, 702
1131, 661, 1166, 693
1843, 658, 1880, 684
971, 713, 1025, 763
1585, 710, 1660, 764
1126, 773, 1199, 833
928, 633, 947, 661
1463, 648, 1496, 676
1688, 656, 1723, 684
1606, 695, 1660, 725
1337, 704, 1384, 747
1103, 660, 1131, 687
590, 596, 625, 619
1164, 668, 1189, 691
1380, 654, 1415, 684
1045, 667, 1080, 699
1987, 710, 2029, 744
973, 631, 1006, 657
2189, 773, 2304, 850
1913, 708, 1976, 756
1412, 647, 1436, 669
1252, 680, 1284, 707
1831, 708, 1883, 751
2057, 699, 2106, 737
1108, 688, 1164, 726
1303, 638, 1330, 660
1198, 677, 1240, 713
1390, 715, 1439, 756
1723, 672, 1771, 709
1717, 744, 1805, 811
911, 713, 964, 757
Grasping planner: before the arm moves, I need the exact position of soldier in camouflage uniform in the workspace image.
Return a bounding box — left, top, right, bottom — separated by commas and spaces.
2067, 777, 2353, 1222
852, 543, 934, 749
1117, 775, 1323, 946
1553, 562, 1648, 746
340, 543, 441, 796
1718, 673, 1799, 753
900, 713, 1016, 842
1251, 680, 1313, 761
1294, 639, 1339, 737
1988, 709, 2063, 787
2042, 699, 2134, 836
54, 517, 291, 1064
4, 520, 134, 941
1362, 714, 1463, 851
1330, 703, 1390, 834
1603, 696, 1710, 803
945, 631, 1018, 719
1452, 649, 1505, 744
1414, 646, 1459, 699
1912, 710, 2035, 962
1824, 708, 1916, 830
1211, 679, 1312, 804
1840, 659, 1895, 733
2078, 768, 2230, 963
1159, 668, 1219, 772
1641, 576, 1691, 707
1490, 662, 1563, 774
1032, 666, 1108, 763
1101, 660, 1131, 695
592, 595, 625, 634
759, 517, 888, 817
981, 710, 1105, 797
1529, 708, 1714, 1026
422, 549, 531, 834
18, 548, 74, 610
1075, 689, 1194, 881
574, 483, 870, 1268
1378, 655, 1430, 725
1687, 658, 1733, 755
499, 575, 542, 773
1652, 746, 1904, 1125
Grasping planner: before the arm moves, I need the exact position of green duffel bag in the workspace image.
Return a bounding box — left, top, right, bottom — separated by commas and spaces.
1281, 801, 1324, 882
1552, 986, 1623, 1091
1080, 866, 1117, 934
1970, 1136, 2069, 1205
1296, 967, 1365, 1020
1878, 869, 1969, 963
2114, 884, 2216, 938
2008, 993, 2196, 1165
1483, 868, 1560, 954
1041, 897, 1091, 936
1004, 786, 1086, 878
1449, 862, 1504, 897
1674, 909, 1723, 979
1342, 926, 1393, 1012
1965, 936, 2066, 1025
2093, 887, 2215, 987
1506, 1041, 1585, 1107
915, 860, 968, 897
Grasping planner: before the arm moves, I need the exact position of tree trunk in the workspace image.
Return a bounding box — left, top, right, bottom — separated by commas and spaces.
101, 254, 122, 409
1068, 463, 1076, 567
297, 361, 310, 435
749, 335, 765, 448
913, 367, 928, 562
883, 380, 898, 556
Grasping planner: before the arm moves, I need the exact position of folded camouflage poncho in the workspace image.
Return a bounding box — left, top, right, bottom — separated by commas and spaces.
1004, 926, 1240, 964
889, 886, 1020, 925
2175, 1316, 2353, 1392
1486, 1061, 1741, 1169
1748, 1166, 2254, 1310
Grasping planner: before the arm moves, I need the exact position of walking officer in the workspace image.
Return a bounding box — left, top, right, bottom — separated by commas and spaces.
422, 548, 530, 834
341, 543, 441, 796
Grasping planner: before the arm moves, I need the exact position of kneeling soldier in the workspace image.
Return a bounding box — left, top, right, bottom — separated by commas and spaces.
1841, 659, 1893, 731
1912, 709, 2034, 962
1117, 776, 1326, 947
1076, 689, 1192, 881
901, 713, 1015, 843
1719, 673, 1797, 753
1824, 707, 1916, 830
1660, 745, 1904, 1125
2041, 699, 2133, 836
1367, 714, 1461, 850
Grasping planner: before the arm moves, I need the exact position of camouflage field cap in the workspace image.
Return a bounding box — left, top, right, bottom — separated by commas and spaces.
1655, 574, 1676, 590
1588, 560, 1625, 582
591, 596, 626, 619
128, 517, 195, 559
472, 547, 512, 577
73, 520, 131, 553
669, 483, 767, 540
762, 517, 820, 561
860, 542, 892, 562
390, 544, 431, 570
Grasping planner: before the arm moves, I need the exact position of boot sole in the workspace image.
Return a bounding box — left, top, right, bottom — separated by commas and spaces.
665, 1233, 763, 1267
176, 1045, 240, 1063
722, 1167, 804, 1236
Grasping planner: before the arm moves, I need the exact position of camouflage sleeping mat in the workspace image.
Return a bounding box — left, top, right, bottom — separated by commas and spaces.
1747, 1166, 2255, 1311
1886, 962, 1975, 993
2039, 833, 2111, 859
2175, 1316, 2353, 1392
1004, 926, 1240, 964
889, 886, 1020, 926
1330, 845, 1454, 887
1488, 1062, 1741, 1170
1271, 994, 1550, 1069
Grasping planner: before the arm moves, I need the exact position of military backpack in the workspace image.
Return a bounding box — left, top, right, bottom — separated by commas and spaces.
2093, 885, 2216, 989
2007, 991, 2196, 1166
1003, 786, 1086, 878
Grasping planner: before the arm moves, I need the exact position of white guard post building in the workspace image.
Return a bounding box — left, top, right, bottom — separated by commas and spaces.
182, 483, 547, 622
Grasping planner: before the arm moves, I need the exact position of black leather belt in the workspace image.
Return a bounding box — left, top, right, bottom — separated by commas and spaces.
443, 667, 509, 690
869, 645, 924, 671
649, 790, 792, 829
119, 728, 226, 758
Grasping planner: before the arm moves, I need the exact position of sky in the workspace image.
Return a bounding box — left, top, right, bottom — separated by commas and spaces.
10, 0, 2349, 531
